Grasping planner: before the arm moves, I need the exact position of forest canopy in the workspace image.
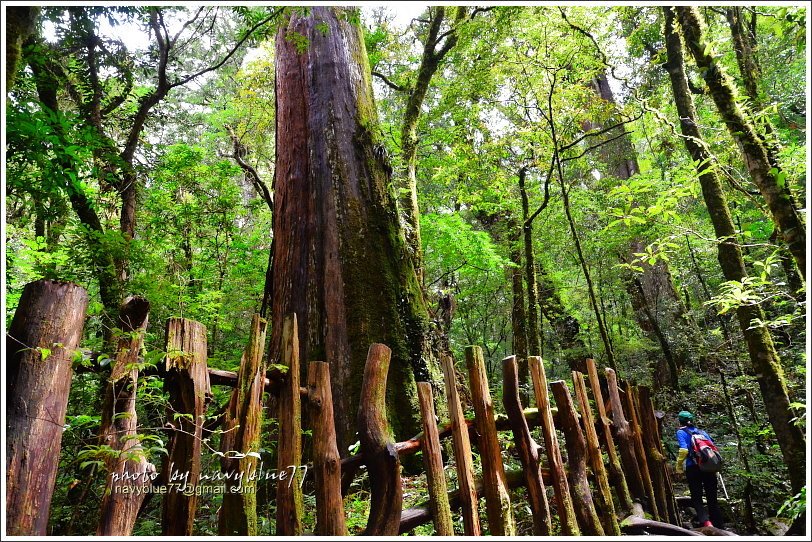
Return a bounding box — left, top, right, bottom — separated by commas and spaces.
3, 3, 808, 537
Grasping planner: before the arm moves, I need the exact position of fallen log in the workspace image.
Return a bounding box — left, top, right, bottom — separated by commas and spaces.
620, 514, 702, 536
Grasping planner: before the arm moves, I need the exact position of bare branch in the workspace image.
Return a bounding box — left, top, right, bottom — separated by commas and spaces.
372, 70, 408, 92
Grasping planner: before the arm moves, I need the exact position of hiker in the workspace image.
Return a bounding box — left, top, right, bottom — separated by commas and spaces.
675, 410, 725, 529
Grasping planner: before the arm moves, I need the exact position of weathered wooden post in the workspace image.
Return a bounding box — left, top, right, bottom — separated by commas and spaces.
416, 382, 454, 535
218, 314, 267, 535
502, 355, 551, 535
97, 297, 155, 536
359, 343, 402, 535
162, 317, 211, 535
624, 381, 659, 520
550, 380, 605, 536
7, 280, 89, 535
439, 353, 481, 535
465, 345, 515, 536
528, 356, 580, 535
586, 358, 632, 512
307, 361, 347, 535
276, 313, 304, 535
572, 371, 620, 535
636, 386, 675, 524
605, 367, 647, 506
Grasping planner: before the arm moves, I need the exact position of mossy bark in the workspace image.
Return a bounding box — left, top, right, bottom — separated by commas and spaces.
399, 7, 466, 282
518, 168, 544, 361
677, 7, 806, 282
664, 7, 806, 494
6, 7, 39, 92
272, 6, 433, 450
97, 297, 155, 536
218, 315, 267, 535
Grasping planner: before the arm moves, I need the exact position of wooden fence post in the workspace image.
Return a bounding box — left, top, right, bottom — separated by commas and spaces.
465, 345, 515, 535
502, 356, 551, 535
439, 354, 481, 536
276, 313, 304, 535
572, 371, 620, 535
623, 381, 659, 520
97, 297, 155, 536
162, 317, 211, 535
417, 382, 454, 535
550, 380, 605, 536
605, 368, 647, 506
307, 361, 347, 535
359, 343, 402, 535
636, 386, 676, 524
218, 314, 268, 535
7, 280, 89, 535
529, 356, 580, 535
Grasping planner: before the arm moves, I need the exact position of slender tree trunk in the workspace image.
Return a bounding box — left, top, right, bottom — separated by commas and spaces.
272, 7, 434, 450
399, 7, 466, 283
508, 218, 530, 401
518, 167, 542, 358
664, 7, 806, 494
677, 6, 806, 282
560, 181, 617, 370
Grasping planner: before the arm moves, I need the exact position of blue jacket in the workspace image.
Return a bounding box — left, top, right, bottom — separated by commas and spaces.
676, 425, 714, 467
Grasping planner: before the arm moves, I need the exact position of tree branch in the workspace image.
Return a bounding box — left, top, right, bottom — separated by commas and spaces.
372, 70, 408, 92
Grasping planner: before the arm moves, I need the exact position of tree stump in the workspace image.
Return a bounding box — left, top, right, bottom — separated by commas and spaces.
161, 318, 211, 535
97, 296, 155, 536
550, 380, 604, 535
219, 314, 267, 535
417, 382, 454, 535
7, 280, 89, 535
439, 353, 480, 535
529, 356, 580, 535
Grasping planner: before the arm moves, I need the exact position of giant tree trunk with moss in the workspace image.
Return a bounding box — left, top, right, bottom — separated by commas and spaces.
664, 7, 806, 494
677, 7, 806, 283
272, 7, 434, 451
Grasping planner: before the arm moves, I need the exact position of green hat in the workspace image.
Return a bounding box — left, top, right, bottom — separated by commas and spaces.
678, 410, 694, 423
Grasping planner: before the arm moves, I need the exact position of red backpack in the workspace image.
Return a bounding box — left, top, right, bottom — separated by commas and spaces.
681, 428, 723, 473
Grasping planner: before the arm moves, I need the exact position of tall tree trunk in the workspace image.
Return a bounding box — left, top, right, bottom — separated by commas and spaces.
518, 167, 542, 358
677, 6, 806, 282
664, 7, 806, 495
7, 280, 89, 535
272, 7, 435, 450
587, 72, 700, 387
398, 7, 466, 283
508, 219, 530, 401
